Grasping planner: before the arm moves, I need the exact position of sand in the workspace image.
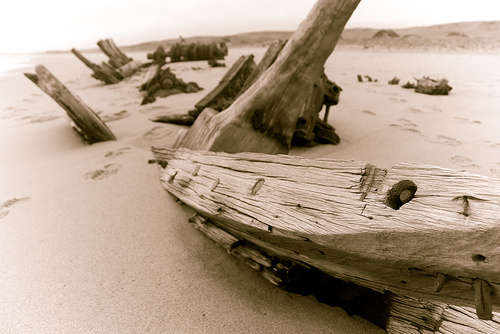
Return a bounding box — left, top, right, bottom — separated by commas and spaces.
0, 45, 498, 333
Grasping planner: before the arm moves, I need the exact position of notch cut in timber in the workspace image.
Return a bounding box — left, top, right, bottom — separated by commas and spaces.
152, 147, 500, 320
24, 65, 116, 144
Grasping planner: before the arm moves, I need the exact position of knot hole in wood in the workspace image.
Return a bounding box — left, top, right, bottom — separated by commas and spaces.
385, 180, 417, 210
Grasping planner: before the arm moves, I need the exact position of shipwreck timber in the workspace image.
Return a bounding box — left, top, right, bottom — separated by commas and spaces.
152, 147, 500, 325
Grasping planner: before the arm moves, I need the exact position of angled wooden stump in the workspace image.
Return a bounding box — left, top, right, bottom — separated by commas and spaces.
72, 39, 140, 85
194, 54, 256, 112
176, 0, 360, 154
71, 48, 121, 84
24, 65, 116, 144
97, 38, 132, 68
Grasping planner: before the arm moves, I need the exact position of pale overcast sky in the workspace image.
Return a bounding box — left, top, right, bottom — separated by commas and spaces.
1, 0, 499, 53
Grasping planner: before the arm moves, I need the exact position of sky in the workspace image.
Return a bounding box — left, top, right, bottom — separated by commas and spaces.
1, 0, 499, 53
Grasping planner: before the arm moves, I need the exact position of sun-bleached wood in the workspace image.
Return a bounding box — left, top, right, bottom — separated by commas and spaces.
152, 147, 500, 314
176, 0, 361, 154
24, 65, 116, 144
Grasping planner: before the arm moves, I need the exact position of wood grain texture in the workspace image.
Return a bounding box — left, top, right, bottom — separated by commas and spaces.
152, 147, 500, 310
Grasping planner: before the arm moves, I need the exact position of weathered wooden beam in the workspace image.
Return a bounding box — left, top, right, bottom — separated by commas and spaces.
176, 0, 360, 154
24, 65, 116, 144
151, 147, 500, 315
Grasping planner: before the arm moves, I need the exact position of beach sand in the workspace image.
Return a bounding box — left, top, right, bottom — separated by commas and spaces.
0, 45, 498, 333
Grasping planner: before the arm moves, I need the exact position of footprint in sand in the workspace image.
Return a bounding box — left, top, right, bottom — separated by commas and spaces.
101, 110, 130, 122
139, 105, 169, 114
490, 163, 500, 177
104, 147, 130, 159
424, 105, 443, 113
389, 118, 421, 134
453, 117, 482, 125
450, 155, 480, 170
362, 110, 377, 116
389, 97, 407, 103
0, 197, 30, 220
121, 101, 137, 107
408, 107, 424, 114
143, 126, 172, 140
84, 164, 120, 180
427, 135, 462, 146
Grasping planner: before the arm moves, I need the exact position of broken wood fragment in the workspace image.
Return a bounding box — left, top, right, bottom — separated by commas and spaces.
415, 77, 452, 95
151, 114, 195, 126
140, 66, 202, 105
388, 76, 400, 85
24, 65, 116, 144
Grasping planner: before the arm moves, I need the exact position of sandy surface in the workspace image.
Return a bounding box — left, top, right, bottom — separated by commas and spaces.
0, 45, 499, 333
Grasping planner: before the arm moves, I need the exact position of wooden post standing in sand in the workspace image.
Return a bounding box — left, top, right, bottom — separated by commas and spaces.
176, 0, 360, 154
24, 65, 116, 144
97, 39, 132, 68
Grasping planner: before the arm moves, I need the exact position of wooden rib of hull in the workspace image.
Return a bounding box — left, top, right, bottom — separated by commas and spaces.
152, 147, 500, 313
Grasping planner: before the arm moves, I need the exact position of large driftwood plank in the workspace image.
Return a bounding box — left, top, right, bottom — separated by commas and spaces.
25, 65, 116, 144
152, 147, 500, 313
